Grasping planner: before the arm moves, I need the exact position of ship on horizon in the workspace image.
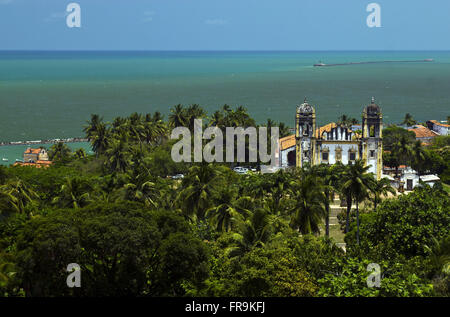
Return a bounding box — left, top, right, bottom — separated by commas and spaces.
314, 59, 434, 67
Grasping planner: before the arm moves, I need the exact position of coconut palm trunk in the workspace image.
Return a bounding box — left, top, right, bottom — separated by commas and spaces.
356, 200, 360, 245
345, 194, 352, 233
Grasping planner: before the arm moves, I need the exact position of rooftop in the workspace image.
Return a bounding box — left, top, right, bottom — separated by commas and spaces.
420, 174, 440, 182
13, 160, 52, 168
25, 148, 43, 154
296, 98, 314, 114
279, 134, 295, 150
315, 122, 358, 138
429, 120, 450, 128
278, 122, 360, 151
408, 125, 439, 139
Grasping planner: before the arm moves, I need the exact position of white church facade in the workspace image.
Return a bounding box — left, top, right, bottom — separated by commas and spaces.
277, 97, 383, 180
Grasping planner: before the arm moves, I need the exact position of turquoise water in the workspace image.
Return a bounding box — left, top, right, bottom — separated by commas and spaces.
0, 142, 92, 166
0, 51, 449, 144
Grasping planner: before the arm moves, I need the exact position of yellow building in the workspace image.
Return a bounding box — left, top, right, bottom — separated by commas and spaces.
278, 97, 383, 180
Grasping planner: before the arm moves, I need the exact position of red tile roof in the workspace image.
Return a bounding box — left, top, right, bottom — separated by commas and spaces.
408, 125, 439, 138
279, 135, 296, 151
25, 148, 42, 154
14, 161, 52, 168
315, 122, 359, 139
279, 122, 360, 151
430, 120, 450, 128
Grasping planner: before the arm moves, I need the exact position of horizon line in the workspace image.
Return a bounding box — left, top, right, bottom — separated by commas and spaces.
1, 49, 450, 52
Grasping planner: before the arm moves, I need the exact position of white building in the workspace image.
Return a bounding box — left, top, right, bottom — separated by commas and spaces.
419, 174, 441, 187
426, 120, 450, 136
399, 167, 441, 191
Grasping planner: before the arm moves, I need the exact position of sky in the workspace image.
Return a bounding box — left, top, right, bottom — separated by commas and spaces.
0, 0, 449, 50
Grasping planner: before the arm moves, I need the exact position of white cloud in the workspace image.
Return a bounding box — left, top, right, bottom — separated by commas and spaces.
44, 11, 68, 23
142, 10, 155, 23
205, 18, 228, 26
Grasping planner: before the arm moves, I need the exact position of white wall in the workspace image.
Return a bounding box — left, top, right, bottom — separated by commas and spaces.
280, 146, 295, 167
433, 123, 450, 136
318, 143, 359, 165
401, 169, 420, 190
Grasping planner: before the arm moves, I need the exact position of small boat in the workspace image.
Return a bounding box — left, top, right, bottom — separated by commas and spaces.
314, 61, 327, 67
15, 159, 23, 162
2, 158, 8, 162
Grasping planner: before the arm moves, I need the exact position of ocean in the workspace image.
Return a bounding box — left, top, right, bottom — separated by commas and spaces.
0, 50, 449, 164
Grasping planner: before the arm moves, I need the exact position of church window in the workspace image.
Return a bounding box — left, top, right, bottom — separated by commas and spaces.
303, 125, 309, 136
370, 125, 375, 137
349, 151, 356, 162
336, 148, 342, 162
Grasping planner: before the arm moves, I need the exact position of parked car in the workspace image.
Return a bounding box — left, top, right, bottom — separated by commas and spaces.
233, 166, 249, 174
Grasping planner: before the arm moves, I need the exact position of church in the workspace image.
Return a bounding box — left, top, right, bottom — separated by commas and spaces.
277, 97, 383, 180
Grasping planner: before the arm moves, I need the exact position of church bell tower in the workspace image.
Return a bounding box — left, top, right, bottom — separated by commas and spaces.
362, 97, 383, 180
296, 98, 316, 168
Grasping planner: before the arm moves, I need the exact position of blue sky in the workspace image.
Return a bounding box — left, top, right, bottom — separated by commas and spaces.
0, 0, 449, 50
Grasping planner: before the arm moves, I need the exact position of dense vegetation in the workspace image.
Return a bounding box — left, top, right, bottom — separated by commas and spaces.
383, 125, 450, 183
0, 104, 449, 297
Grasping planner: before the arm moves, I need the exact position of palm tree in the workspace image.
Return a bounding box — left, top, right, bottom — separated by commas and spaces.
48, 142, 72, 162
74, 148, 87, 159
52, 177, 93, 208
402, 113, 417, 127
209, 110, 224, 128
91, 122, 110, 156
314, 163, 344, 237
177, 163, 226, 221
278, 122, 292, 138
105, 139, 131, 173
0, 179, 38, 216
234, 105, 255, 127
206, 186, 252, 232
340, 160, 374, 244
169, 104, 188, 128
123, 180, 158, 208
288, 172, 327, 235
411, 140, 427, 176
222, 105, 239, 127
392, 134, 413, 178
239, 172, 270, 200
370, 177, 396, 211
337, 115, 358, 128
111, 116, 128, 137
227, 208, 272, 257
83, 114, 103, 140
127, 112, 146, 145
143, 118, 167, 146
266, 169, 292, 215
